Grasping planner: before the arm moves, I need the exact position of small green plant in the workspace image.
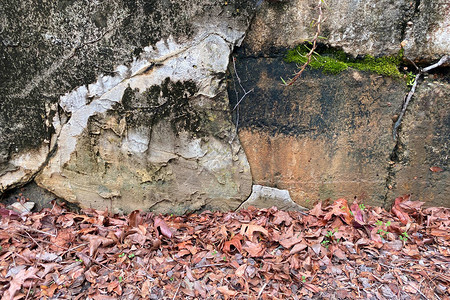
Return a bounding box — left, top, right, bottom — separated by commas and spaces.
375, 220, 391, 239
223, 256, 227, 261
169, 277, 175, 282
406, 72, 415, 86
211, 249, 217, 255
399, 231, 409, 242
301, 275, 306, 283
359, 204, 366, 211
128, 253, 135, 259
321, 240, 330, 248
75, 258, 83, 263
118, 276, 123, 282
119, 253, 126, 258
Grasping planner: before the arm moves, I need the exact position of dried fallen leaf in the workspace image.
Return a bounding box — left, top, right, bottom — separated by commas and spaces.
154, 216, 173, 238
217, 285, 238, 297
240, 224, 268, 242
242, 241, 265, 257
223, 234, 243, 253
128, 210, 142, 227
429, 166, 443, 172
324, 198, 353, 225
2, 267, 39, 300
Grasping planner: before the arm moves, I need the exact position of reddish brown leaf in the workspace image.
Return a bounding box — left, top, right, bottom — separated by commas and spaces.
2, 267, 39, 300
429, 166, 443, 172
324, 198, 354, 225
128, 210, 142, 227
289, 242, 307, 255
273, 211, 293, 226
217, 285, 238, 297
242, 241, 265, 257
240, 224, 268, 242
235, 264, 247, 278
154, 217, 173, 238
222, 234, 243, 253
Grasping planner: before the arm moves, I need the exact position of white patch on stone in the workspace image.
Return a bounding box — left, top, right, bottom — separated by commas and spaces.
238, 185, 308, 211
123, 128, 150, 154
60, 85, 88, 113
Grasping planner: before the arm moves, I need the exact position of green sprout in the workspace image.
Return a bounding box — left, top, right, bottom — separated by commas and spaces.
223, 256, 227, 261
75, 258, 83, 263
301, 275, 306, 283
119, 253, 126, 258
399, 231, 409, 242
169, 277, 175, 282
119, 276, 123, 282
406, 72, 415, 86
386, 221, 391, 226
211, 250, 217, 255
321, 240, 330, 248
359, 204, 366, 210
376, 220, 383, 227
128, 253, 135, 259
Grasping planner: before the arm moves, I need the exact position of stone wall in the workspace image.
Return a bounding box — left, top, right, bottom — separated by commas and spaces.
1, 0, 448, 212
1, 0, 255, 213
230, 0, 449, 208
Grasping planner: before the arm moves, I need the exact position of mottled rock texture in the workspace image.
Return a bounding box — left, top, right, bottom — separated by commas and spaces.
1, 0, 254, 213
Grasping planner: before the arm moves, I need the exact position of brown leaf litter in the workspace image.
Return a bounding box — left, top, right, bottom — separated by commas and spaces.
0, 196, 449, 299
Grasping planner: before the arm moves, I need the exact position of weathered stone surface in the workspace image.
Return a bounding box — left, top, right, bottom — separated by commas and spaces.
238, 185, 308, 211
228, 53, 407, 208
1, 0, 255, 213
387, 76, 449, 207
244, 0, 449, 62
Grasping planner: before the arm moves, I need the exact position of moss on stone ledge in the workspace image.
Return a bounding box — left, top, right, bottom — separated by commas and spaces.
285, 44, 404, 78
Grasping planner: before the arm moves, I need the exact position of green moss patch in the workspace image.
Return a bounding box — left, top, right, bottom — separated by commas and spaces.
285, 44, 404, 78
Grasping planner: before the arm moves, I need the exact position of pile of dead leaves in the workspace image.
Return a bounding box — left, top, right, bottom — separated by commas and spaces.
0, 195, 449, 299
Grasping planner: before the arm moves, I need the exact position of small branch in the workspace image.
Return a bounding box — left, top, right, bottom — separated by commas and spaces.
257, 280, 269, 299
287, 0, 326, 86
393, 55, 449, 141
192, 263, 224, 269
17, 225, 57, 237
172, 281, 182, 300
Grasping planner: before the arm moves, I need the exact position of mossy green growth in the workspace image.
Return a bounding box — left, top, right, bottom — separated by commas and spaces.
285, 44, 403, 78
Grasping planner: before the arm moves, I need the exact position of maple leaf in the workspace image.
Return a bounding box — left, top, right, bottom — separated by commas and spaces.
2, 267, 39, 300
324, 198, 353, 225
240, 224, 268, 242
273, 211, 293, 226
222, 233, 243, 253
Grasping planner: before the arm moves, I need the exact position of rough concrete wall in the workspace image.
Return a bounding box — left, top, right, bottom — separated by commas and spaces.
1, 0, 255, 213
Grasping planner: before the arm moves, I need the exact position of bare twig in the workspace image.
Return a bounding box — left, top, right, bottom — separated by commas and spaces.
192, 263, 224, 269
257, 280, 269, 299
172, 281, 182, 300
17, 225, 57, 237
230, 56, 254, 141
287, 0, 327, 86
393, 55, 449, 141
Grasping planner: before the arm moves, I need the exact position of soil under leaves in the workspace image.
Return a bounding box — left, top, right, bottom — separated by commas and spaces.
0, 196, 449, 300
